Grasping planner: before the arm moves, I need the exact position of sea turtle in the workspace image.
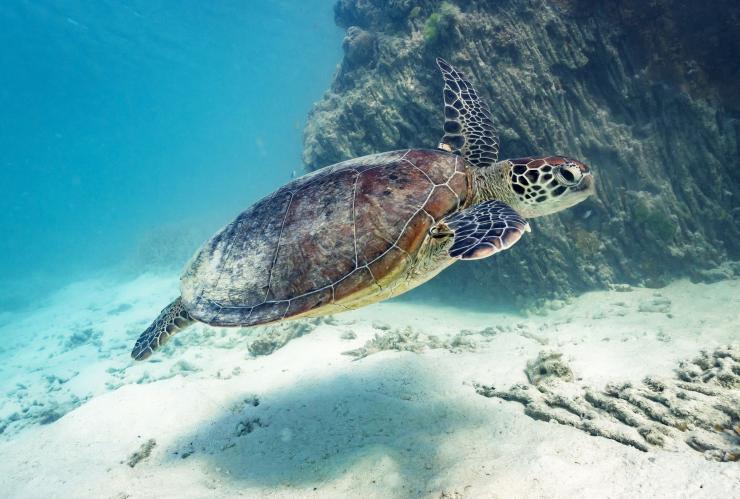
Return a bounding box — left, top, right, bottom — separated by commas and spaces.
131, 58, 595, 361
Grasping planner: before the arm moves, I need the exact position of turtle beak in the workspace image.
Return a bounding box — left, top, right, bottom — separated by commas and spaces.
576, 172, 595, 196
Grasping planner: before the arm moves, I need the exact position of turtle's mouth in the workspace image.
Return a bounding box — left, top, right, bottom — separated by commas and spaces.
574, 173, 595, 195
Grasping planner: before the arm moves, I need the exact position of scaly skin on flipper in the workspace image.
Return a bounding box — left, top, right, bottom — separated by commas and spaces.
131, 297, 195, 360
441, 200, 530, 260
436, 57, 499, 168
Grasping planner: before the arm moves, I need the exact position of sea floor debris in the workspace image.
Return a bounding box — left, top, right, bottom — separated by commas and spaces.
125, 438, 156, 468
342, 325, 490, 359
476, 346, 740, 461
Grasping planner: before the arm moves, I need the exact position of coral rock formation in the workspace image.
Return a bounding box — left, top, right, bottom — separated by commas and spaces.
476, 346, 740, 461
303, 0, 740, 303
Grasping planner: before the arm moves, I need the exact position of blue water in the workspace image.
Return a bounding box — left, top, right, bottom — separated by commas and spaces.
0, 1, 342, 310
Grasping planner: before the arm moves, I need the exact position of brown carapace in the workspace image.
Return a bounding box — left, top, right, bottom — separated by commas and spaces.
180, 149, 469, 328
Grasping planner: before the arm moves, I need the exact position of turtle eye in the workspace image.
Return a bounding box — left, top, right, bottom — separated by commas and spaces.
555, 164, 582, 187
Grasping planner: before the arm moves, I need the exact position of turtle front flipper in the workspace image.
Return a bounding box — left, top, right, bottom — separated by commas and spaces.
436, 57, 499, 168
437, 200, 530, 260
131, 297, 195, 361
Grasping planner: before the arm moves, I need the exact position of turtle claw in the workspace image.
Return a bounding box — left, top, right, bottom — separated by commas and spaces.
429, 223, 454, 238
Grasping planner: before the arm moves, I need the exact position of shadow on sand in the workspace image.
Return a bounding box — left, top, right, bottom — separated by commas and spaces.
167, 355, 489, 492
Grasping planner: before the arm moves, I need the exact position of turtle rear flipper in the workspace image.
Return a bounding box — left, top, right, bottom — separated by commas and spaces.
440, 200, 530, 260
131, 297, 195, 361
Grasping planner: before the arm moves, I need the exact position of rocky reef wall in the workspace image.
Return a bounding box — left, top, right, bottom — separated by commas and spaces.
302, 0, 740, 306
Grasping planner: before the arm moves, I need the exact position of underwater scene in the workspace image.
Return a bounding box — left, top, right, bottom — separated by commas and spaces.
1, 1, 738, 497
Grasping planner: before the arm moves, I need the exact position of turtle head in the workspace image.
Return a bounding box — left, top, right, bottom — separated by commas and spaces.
505, 156, 594, 217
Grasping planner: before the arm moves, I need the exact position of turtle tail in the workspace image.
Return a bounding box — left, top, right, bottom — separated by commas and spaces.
131, 297, 195, 361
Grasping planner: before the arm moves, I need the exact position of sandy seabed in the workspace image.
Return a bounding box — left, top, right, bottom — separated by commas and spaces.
0, 273, 738, 498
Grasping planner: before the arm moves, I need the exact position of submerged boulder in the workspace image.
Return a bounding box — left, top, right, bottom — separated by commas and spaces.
342, 26, 377, 69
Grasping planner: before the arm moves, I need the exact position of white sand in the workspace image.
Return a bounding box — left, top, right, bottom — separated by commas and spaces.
0, 274, 738, 498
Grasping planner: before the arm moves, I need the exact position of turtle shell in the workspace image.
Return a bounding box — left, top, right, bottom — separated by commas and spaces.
180, 149, 469, 326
